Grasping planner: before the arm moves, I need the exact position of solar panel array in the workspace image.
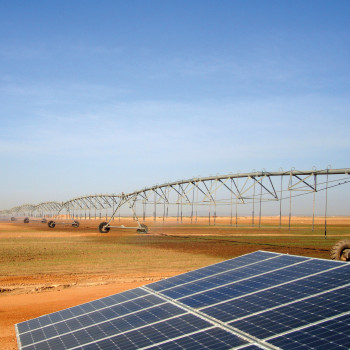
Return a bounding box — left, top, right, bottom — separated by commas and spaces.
16, 251, 350, 349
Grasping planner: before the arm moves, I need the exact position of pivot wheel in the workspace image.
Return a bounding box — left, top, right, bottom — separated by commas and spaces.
99, 222, 110, 233
330, 240, 350, 261
48, 220, 56, 228
24, 217, 29, 224
72, 220, 80, 228
137, 224, 149, 234
11, 217, 16, 221
41, 218, 47, 223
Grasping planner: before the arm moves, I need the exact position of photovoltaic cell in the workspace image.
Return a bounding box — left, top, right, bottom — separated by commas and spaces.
200, 260, 348, 322
229, 286, 350, 339
22, 303, 187, 350
148, 328, 248, 350
160, 255, 309, 301
147, 251, 279, 292
177, 258, 329, 309
268, 313, 350, 349
19, 294, 166, 347
78, 314, 217, 350
16, 288, 149, 334
16, 251, 350, 350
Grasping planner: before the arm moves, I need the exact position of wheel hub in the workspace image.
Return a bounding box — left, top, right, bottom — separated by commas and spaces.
341, 249, 350, 261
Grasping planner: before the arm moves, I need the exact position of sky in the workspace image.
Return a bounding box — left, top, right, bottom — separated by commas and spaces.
0, 0, 349, 209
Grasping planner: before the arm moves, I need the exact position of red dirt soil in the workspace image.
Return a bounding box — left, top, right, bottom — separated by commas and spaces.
0, 281, 146, 349
1, 216, 349, 349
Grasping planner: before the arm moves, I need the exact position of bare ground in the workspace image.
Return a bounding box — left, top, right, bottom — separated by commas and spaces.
1, 217, 349, 349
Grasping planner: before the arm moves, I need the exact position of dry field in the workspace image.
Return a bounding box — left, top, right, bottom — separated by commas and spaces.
0, 216, 349, 349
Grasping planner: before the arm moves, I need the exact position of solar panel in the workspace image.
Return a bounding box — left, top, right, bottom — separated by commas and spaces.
15, 251, 350, 349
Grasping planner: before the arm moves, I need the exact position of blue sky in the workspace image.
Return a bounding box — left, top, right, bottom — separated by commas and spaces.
0, 0, 349, 208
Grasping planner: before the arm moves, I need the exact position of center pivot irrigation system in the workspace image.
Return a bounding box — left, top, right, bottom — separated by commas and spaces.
1, 168, 349, 236
48, 192, 149, 233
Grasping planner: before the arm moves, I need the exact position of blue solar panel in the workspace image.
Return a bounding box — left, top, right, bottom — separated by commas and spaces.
19, 294, 166, 347
200, 260, 348, 322
177, 258, 337, 309
160, 255, 309, 301
149, 328, 248, 350
268, 313, 350, 349
147, 251, 279, 292
16, 288, 148, 334
21, 303, 187, 349
77, 315, 217, 350
15, 251, 350, 350
229, 285, 350, 339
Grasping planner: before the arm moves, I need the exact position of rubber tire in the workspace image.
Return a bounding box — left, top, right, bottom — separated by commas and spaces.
137, 224, 149, 234
330, 240, 350, 261
48, 220, 56, 228
72, 221, 80, 228
24, 217, 29, 224
41, 218, 47, 223
99, 222, 110, 233
11, 217, 16, 221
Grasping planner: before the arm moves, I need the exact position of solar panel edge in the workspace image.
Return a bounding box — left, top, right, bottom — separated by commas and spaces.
16, 255, 290, 348
15, 251, 276, 335
15, 252, 279, 345
18, 301, 182, 349
16, 292, 164, 340
14, 252, 350, 350
36, 308, 191, 350
14, 324, 22, 350
258, 250, 350, 265
15, 252, 278, 350
13, 251, 298, 349
15, 287, 149, 335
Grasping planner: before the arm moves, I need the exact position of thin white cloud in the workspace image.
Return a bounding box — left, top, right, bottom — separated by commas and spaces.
0, 43, 125, 60
1, 95, 348, 170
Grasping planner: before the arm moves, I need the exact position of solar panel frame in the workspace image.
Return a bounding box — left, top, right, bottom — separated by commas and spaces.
16, 287, 149, 334
15, 251, 350, 350
18, 294, 168, 347
20, 303, 189, 349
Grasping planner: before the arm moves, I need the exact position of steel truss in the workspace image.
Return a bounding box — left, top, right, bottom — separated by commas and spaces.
1, 168, 349, 232
0, 201, 62, 223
